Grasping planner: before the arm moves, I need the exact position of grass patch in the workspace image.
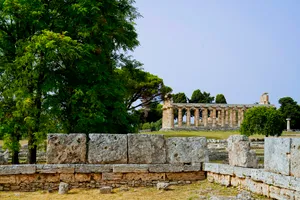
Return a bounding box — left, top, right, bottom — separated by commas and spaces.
0, 140, 28, 147
0, 180, 270, 200
141, 131, 265, 140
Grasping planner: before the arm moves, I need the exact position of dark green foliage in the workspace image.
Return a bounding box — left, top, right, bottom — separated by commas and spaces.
190, 89, 214, 103
0, 0, 141, 163
278, 97, 300, 129
215, 94, 227, 104
240, 107, 285, 137
172, 93, 188, 103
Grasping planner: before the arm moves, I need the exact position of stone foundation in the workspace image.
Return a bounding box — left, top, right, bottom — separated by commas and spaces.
204, 163, 300, 200
0, 164, 205, 191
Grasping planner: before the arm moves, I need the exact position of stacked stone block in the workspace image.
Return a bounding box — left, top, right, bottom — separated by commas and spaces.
46, 134, 209, 165
227, 135, 258, 168
265, 137, 300, 178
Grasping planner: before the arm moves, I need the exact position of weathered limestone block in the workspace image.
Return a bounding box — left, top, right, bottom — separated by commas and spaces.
273, 173, 291, 189
58, 182, 69, 194
149, 164, 184, 173
166, 137, 208, 164
203, 163, 219, 173
74, 164, 113, 173
290, 177, 300, 191
36, 164, 74, 174
245, 178, 269, 197
264, 138, 290, 175
227, 135, 257, 168
47, 134, 87, 164
0, 175, 16, 184
269, 186, 295, 200
0, 165, 36, 175
291, 138, 300, 178
166, 172, 205, 181
0, 150, 9, 164
113, 164, 149, 173
128, 134, 166, 164
88, 134, 127, 164
157, 182, 170, 190
100, 186, 112, 194
218, 164, 234, 175
124, 172, 166, 181
102, 173, 123, 181
233, 167, 252, 178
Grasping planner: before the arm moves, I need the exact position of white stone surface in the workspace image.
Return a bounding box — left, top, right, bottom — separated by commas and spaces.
47, 134, 87, 164
264, 138, 291, 175
166, 137, 208, 164
233, 167, 252, 178
58, 182, 69, 194
227, 135, 258, 168
291, 138, 300, 178
88, 134, 127, 164
128, 134, 166, 164
203, 163, 219, 173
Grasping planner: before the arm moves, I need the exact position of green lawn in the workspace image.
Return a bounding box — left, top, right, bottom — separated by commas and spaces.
141, 130, 265, 140
141, 130, 298, 140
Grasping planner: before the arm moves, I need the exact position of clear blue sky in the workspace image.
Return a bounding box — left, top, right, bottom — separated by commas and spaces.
131, 0, 300, 107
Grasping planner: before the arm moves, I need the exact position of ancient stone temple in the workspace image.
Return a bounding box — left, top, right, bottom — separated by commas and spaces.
162, 93, 273, 130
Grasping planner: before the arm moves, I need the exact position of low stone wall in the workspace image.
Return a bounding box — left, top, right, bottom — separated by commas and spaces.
204, 163, 300, 200
46, 134, 209, 165
0, 164, 205, 191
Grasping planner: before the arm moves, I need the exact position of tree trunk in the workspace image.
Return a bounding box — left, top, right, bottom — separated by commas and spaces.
27, 131, 37, 164
12, 151, 19, 164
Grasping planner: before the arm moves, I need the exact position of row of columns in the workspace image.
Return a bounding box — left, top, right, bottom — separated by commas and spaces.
175, 107, 247, 128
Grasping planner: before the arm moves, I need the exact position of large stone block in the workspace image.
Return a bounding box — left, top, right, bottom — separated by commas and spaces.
0, 165, 36, 175
88, 134, 127, 164
47, 134, 87, 164
264, 138, 290, 175
203, 163, 219, 173
227, 135, 257, 168
166, 137, 208, 164
128, 134, 166, 164
291, 138, 300, 178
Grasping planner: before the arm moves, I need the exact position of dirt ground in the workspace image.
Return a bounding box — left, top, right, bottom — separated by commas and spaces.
0, 180, 270, 200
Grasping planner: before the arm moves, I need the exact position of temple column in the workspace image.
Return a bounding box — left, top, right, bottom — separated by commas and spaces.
232, 108, 236, 127
221, 108, 225, 127
195, 108, 199, 127
212, 107, 216, 127
186, 108, 191, 126
203, 108, 208, 127
237, 108, 242, 127
217, 110, 221, 126
229, 108, 233, 127
225, 108, 229, 126
178, 108, 183, 127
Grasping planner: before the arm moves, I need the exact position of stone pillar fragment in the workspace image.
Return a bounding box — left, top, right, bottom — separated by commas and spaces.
225, 108, 229, 126
221, 108, 225, 127
178, 108, 183, 127
203, 108, 208, 127
186, 108, 191, 126
194, 108, 199, 127
212, 108, 216, 127
227, 135, 258, 168
229, 109, 233, 128
232, 108, 236, 127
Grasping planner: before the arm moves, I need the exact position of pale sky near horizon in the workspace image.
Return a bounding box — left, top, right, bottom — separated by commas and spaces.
131, 0, 300, 107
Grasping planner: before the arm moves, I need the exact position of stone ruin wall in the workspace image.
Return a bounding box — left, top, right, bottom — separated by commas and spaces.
1, 134, 300, 199
0, 134, 208, 191
205, 137, 300, 200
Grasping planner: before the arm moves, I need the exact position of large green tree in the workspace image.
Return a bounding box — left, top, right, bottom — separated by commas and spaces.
240, 106, 285, 137
172, 92, 188, 103
118, 62, 172, 111
0, 0, 141, 163
190, 89, 214, 103
278, 97, 300, 129
215, 94, 227, 104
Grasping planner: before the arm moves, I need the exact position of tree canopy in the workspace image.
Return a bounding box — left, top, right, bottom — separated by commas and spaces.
0, 0, 141, 163
215, 94, 227, 104
278, 97, 300, 129
172, 92, 188, 103
190, 89, 214, 103
240, 106, 285, 137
